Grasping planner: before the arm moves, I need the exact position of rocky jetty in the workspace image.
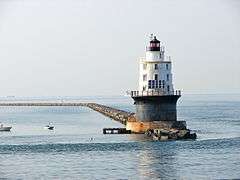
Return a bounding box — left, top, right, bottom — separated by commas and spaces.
86, 103, 133, 125
146, 128, 197, 141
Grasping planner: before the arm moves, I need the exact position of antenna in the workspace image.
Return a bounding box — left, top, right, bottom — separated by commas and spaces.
150, 34, 153, 40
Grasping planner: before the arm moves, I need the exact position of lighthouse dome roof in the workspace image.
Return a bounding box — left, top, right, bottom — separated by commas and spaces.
150, 36, 160, 43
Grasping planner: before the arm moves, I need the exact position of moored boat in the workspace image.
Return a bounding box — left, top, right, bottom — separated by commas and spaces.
44, 124, 54, 130
0, 123, 12, 131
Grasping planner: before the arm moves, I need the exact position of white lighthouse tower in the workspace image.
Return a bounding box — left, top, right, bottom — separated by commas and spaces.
127, 35, 190, 134
139, 35, 174, 95
130, 35, 181, 124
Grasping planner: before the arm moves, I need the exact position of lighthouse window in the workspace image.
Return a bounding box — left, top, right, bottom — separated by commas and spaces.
167, 74, 169, 81
143, 74, 147, 81
143, 64, 147, 70
154, 64, 158, 70
148, 80, 151, 89
155, 80, 158, 88
154, 74, 158, 81
152, 80, 155, 88
150, 43, 156, 47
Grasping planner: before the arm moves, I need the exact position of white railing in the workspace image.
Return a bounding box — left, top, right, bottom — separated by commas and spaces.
128, 90, 181, 97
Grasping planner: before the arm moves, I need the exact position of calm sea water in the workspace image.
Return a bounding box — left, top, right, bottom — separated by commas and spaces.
0, 94, 240, 179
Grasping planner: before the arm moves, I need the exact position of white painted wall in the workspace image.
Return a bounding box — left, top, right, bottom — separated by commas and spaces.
145, 49, 165, 61
146, 51, 160, 61
139, 46, 174, 95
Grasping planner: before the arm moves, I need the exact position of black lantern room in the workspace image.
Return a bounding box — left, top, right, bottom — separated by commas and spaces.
147, 36, 160, 51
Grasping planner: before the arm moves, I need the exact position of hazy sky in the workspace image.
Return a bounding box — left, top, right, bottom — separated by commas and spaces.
0, 0, 239, 96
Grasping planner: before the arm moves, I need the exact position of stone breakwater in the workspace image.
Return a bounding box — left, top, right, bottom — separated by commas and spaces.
85, 103, 134, 125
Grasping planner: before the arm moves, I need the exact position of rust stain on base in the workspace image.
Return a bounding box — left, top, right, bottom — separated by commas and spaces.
126, 115, 187, 133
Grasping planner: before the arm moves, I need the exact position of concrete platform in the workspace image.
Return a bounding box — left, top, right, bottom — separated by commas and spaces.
126, 118, 186, 133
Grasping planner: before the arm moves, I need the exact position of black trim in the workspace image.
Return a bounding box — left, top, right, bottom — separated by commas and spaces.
146, 47, 160, 51
132, 95, 180, 104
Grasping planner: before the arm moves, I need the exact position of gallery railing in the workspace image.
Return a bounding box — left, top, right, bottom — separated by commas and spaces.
128, 90, 181, 97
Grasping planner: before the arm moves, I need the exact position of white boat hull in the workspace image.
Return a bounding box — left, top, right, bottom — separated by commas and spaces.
0, 126, 12, 131
44, 126, 54, 130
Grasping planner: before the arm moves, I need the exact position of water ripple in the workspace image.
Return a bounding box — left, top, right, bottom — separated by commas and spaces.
1, 137, 239, 154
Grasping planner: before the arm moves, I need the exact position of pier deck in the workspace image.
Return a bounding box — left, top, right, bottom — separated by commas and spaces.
103, 128, 131, 134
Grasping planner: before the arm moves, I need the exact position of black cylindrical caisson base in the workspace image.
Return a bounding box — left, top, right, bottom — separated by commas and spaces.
132, 95, 180, 122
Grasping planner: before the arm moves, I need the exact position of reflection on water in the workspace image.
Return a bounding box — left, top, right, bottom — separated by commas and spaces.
136, 142, 178, 179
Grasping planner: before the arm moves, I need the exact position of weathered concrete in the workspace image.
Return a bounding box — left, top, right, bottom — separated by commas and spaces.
126, 120, 187, 133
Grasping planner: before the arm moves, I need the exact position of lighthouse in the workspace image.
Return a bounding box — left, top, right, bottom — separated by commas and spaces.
127, 35, 186, 133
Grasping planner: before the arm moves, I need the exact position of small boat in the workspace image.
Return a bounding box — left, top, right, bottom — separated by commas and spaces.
0, 123, 12, 131
44, 124, 54, 130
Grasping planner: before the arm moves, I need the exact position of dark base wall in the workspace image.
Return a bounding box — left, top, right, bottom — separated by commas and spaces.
132, 95, 180, 122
